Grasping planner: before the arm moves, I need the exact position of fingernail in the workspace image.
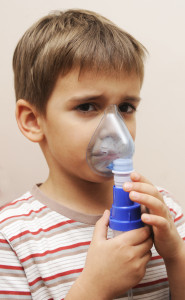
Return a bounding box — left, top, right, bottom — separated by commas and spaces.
123, 182, 133, 191
130, 191, 140, 200
132, 172, 140, 180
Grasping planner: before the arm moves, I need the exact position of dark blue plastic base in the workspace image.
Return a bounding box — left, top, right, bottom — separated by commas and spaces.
109, 186, 144, 232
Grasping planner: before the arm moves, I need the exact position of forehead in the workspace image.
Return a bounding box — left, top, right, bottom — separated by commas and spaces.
47, 68, 141, 110
57, 68, 141, 89
79, 68, 141, 83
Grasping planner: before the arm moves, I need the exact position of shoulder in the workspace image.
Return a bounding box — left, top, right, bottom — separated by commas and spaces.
0, 191, 46, 221
0, 189, 76, 243
0, 191, 33, 218
0, 191, 49, 240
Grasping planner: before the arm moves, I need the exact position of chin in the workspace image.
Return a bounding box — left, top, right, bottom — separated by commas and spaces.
86, 172, 114, 184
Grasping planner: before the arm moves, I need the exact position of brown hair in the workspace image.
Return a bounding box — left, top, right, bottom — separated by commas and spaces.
13, 9, 147, 114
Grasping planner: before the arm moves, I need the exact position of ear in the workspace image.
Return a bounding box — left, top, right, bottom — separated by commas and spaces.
15, 99, 44, 143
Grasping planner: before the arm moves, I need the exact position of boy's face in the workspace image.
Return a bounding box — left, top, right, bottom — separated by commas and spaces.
39, 69, 141, 183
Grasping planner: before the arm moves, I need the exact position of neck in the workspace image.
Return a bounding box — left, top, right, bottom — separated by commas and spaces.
40, 170, 114, 215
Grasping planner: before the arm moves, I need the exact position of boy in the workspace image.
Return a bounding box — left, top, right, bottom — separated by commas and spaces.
0, 9, 185, 300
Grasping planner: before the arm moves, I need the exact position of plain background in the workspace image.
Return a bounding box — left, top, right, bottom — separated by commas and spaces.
0, 0, 185, 211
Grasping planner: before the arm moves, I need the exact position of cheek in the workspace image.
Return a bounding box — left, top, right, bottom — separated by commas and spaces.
65, 127, 92, 154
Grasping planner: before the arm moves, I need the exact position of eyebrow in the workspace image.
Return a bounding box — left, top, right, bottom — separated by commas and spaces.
67, 94, 141, 103
67, 94, 102, 103
122, 96, 141, 103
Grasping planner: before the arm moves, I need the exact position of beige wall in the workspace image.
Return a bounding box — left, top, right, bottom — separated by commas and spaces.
1, 0, 185, 211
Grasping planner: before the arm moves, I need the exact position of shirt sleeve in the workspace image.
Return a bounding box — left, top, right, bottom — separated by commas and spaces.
159, 188, 185, 240
0, 231, 32, 299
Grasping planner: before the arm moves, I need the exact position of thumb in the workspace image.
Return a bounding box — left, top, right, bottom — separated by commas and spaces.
92, 210, 110, 243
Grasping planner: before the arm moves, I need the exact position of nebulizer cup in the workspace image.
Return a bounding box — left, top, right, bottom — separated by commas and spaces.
87, 105, 144, 299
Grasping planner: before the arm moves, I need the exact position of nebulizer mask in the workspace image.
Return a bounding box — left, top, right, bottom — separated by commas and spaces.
87, 105, 143, 299
87, 104, 134, 177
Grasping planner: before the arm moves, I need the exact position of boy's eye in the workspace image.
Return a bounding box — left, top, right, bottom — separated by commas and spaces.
118, 103, 136, 114
76, 103, 95, 112
75, 102, 136, 114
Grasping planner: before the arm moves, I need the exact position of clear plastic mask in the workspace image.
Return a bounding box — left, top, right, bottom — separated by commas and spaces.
86, 105, 135, 177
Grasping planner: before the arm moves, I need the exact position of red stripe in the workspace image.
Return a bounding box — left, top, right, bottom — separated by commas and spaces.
29, 268, 83, 286
0, 264, 24, 270
0, 206, 47, 224
169, 208, 177, 215
0, 290, 31, 295
21, 241, 91, 262
151, 255, 162, 261
0, 238, 8, 244
158, 189, 166, 193
0, 196, 33, 211
135, 277, 168, 288
9, 220, 76, 241
174, 213, 184, 222
158, 189, 169, 195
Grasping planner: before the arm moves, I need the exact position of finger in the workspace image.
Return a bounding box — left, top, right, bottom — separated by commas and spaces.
141, 249, 152, 265
129, 172, 163, 201
129, 191, 168, 218
92, 210, 110, 242
123, 181, 164, 203
141, 213, 171, 232
115, 226, 152, 246
135, 236, 153, 257
130, 172, 153, 185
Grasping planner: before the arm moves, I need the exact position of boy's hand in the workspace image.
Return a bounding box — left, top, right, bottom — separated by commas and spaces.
76, 210, 152, 300
123, 172, 184, 262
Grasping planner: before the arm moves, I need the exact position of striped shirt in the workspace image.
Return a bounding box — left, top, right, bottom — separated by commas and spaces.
0, 185, 184, 300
